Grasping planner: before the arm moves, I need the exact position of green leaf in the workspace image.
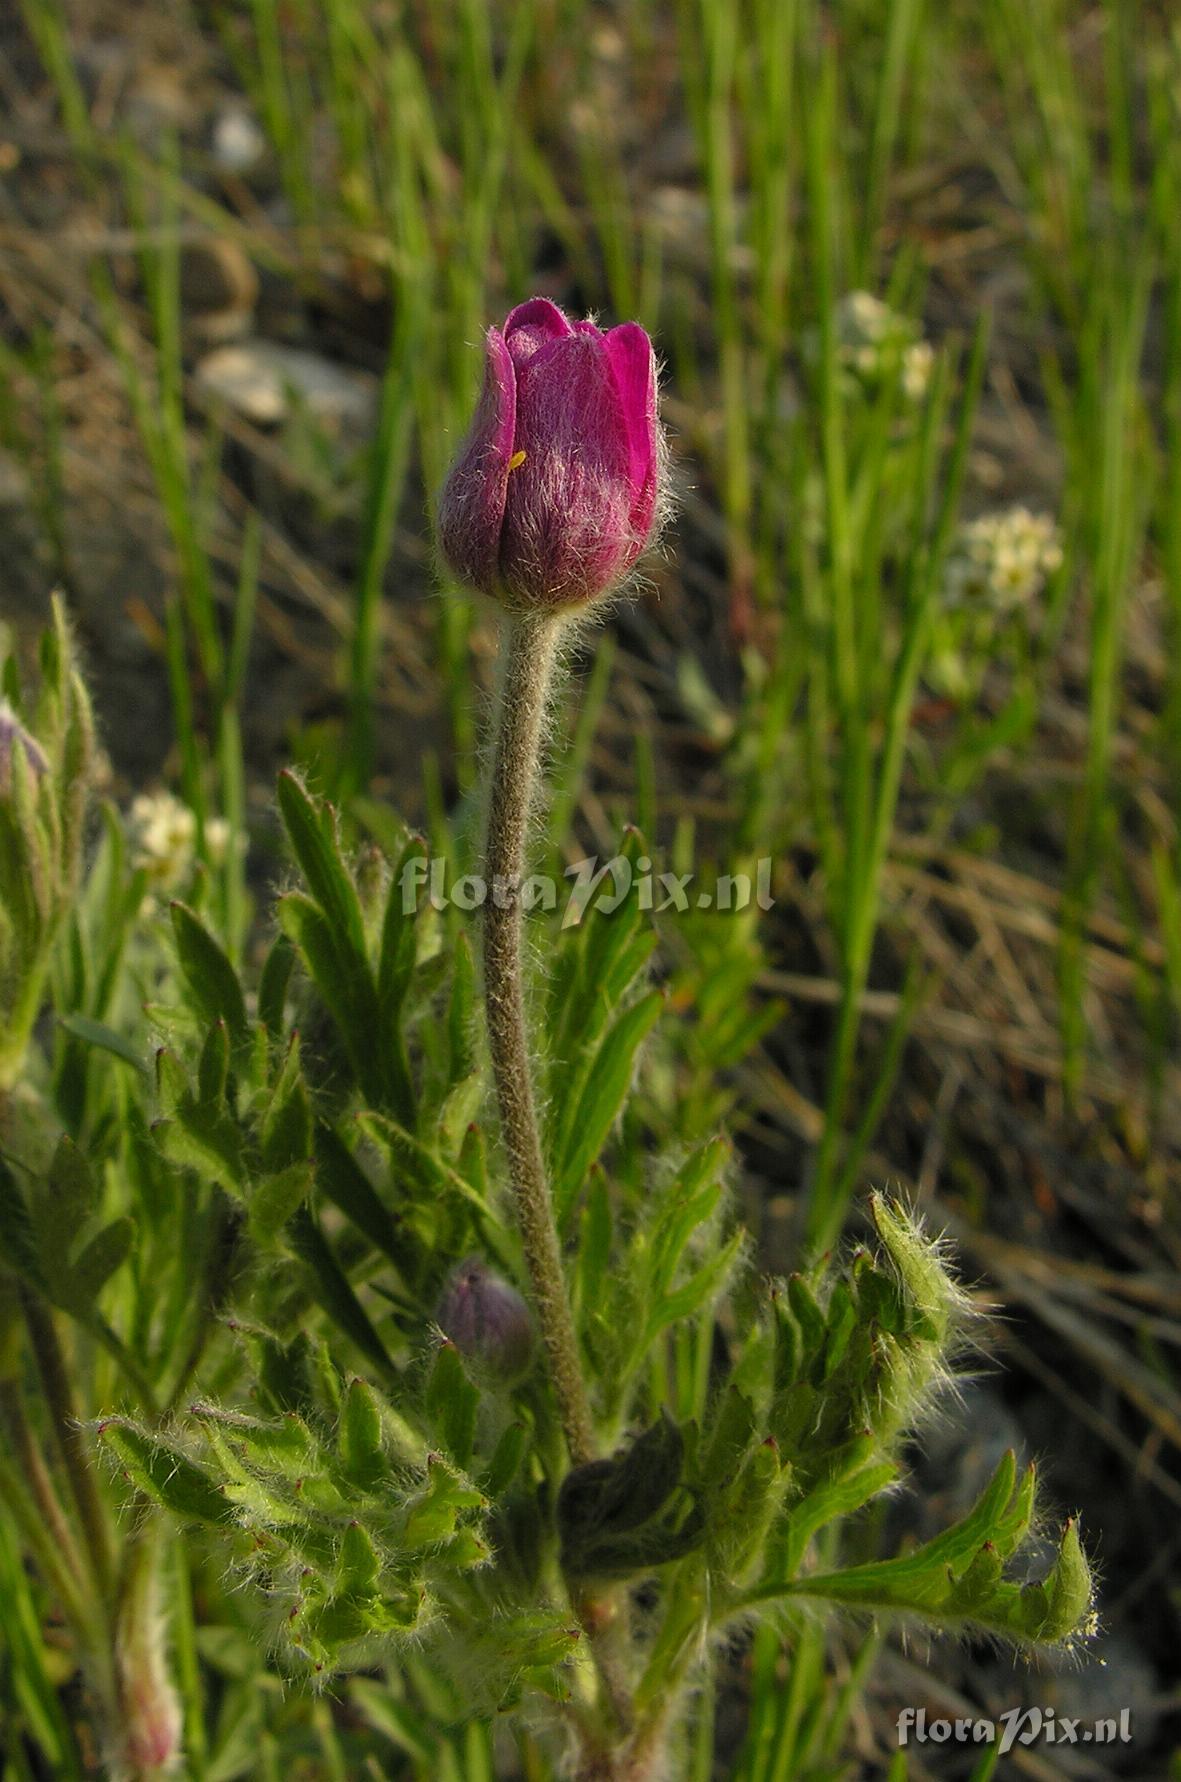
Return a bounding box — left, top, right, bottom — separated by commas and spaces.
155, 1047, 190, 1116
482, 1421, 528, 1496
558, 1413, 706, 1579
69, 1216, 135, 1304
425, 1341, 478, 1470
787, 1274, 827, 1358
699, 1386, 758, 1491
642, 1227, 745, 1346
820, 1281, 858, 1380
378, 835, 425, 1019
745, 1450, 1094, 1650
32, 1138, 102, 1296
99, 1418, 233, 1524
188, 1404, 316, 1474
257, 932, 296, 1038
153, 1099, 246, 1196
171, 902, 248, 1042
446, 933, 477, 1084
991, 1460, 1037, 1561
358, 1110, 493, 1218
259, 1032, 312, 1172
338, 1377, 387, 1490
1035, 1519, 1093, 1641
780, 1459, 899, 1578
276, 773, 368, 961
286, 1206, 394, 1378
198, 1020, 231, 1106
56, 1012, 147, 1074
0, 1158, 45, 1289
314, 1123, 411, 1274
710, 1438, 789, 1580
436, 1070, 483, 1157
47, 1135, 98, 1229
337, 1520, 380, 1595
577, 1172, 613, 1312
250, 1162, 314, 1245
237, 1326, 316, 1420
277, 892, 384, 1107
554, 989, 663, 1220
870, 1193, 960, 1346
402, 1455, 484, 1548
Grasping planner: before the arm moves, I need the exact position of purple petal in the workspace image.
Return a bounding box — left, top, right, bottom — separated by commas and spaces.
436, 328, 517, 595
503, 297, 574, 368
603, 323, 659, 562
499, 330, 634, 607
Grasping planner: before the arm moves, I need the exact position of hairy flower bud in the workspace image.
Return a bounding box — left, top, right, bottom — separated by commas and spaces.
0, 698, 49, 793
437, 297, 662, 611
110, 1538, 182, 1779
436, 1257, 535, 1384
0, 598, 96, 1090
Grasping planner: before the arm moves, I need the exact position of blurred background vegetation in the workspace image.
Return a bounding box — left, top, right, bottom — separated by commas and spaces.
1, 0, 1180, 1774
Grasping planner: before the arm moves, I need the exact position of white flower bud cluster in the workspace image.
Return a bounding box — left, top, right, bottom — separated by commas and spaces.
943, 506, 1064, 614
834, 291, 934, 401
127, 791, 233, 909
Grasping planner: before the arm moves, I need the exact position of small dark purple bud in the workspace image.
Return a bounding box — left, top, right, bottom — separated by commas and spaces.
0, 700, 49, 794
437, 297, 663, 612
436, 1257, 535, 1385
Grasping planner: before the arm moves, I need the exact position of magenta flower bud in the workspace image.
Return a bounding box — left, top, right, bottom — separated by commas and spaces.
436, 1256, 535, 1384
437, 297, 663, 611
110, 1543, 183, 1779
0, 699, 49, 794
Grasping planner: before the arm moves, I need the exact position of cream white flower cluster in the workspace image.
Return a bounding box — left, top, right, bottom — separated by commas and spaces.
943, 506, 1064, 614
128, 791, 232, 901
835, 291, 934, 401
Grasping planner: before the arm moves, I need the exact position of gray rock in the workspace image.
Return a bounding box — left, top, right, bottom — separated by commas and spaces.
180, 240, 258, 325
211, 106, 268, 176
194, 341, 376, 431
0, 452, 30, 510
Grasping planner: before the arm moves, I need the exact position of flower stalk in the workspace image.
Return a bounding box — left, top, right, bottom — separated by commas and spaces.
20, 1284, 115, 1602
482, 609, 596, 1466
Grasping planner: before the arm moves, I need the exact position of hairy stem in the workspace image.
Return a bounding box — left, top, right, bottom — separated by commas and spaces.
483, 610, 645, 1766
0, 1446, 90, 1635
0, 1378, 88, 1597
20, 1285, 115, 1603
482, 610, 596, 1466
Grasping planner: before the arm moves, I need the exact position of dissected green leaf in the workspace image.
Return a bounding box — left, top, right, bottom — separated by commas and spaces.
750, 1450, 1094, 1650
